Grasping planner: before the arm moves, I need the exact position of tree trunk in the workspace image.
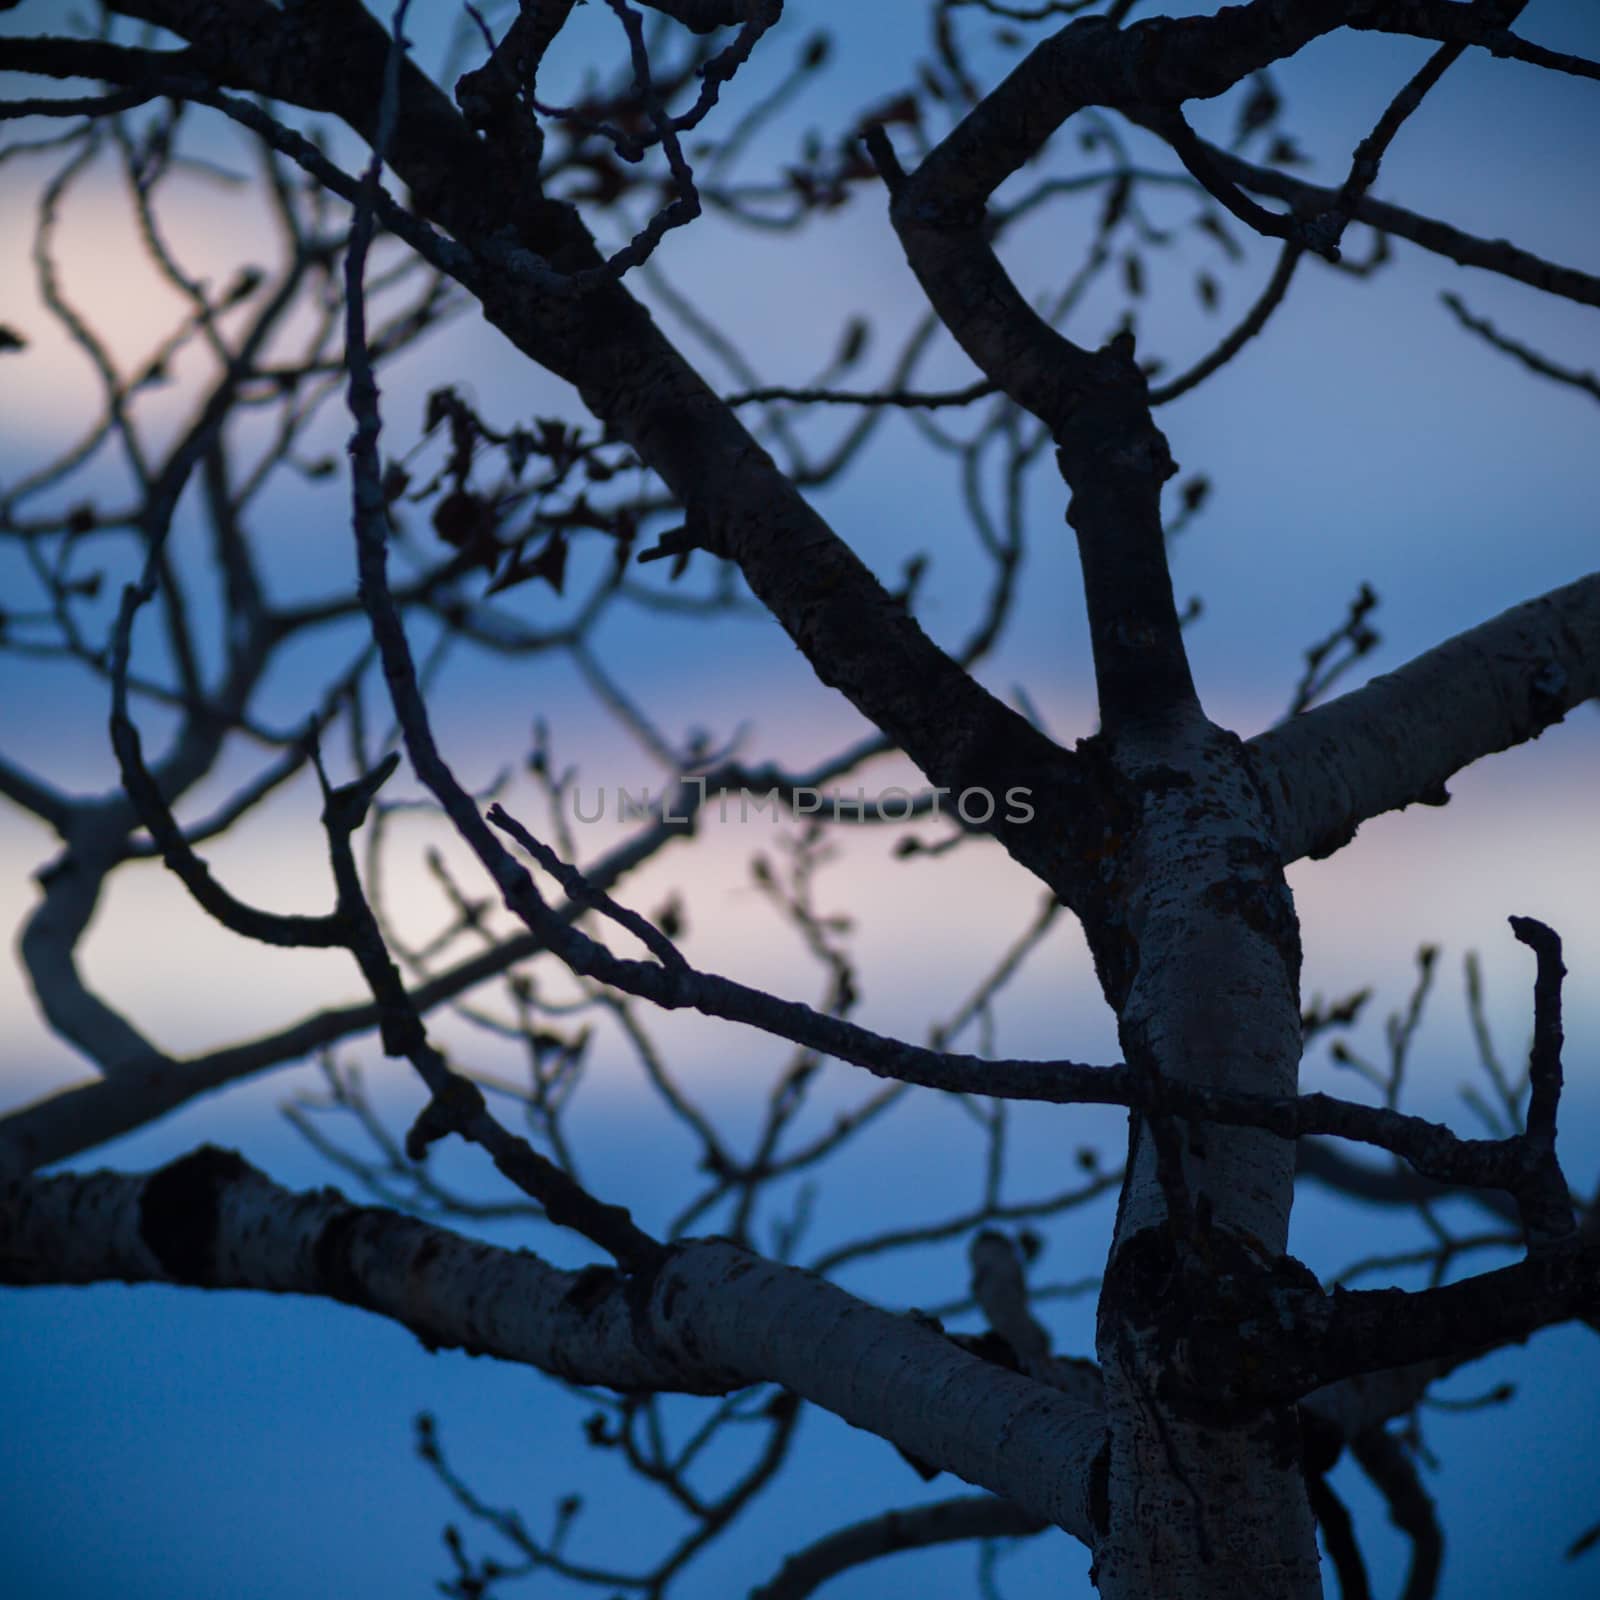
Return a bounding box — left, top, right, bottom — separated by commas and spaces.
1092, 712, 1322, 1598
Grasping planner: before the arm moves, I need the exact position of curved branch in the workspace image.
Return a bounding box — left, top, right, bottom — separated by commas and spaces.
1303, 1360, 1451, 1449
1305, 1473, 1372, 1600
878, 17, 1207, 727
109, 585, 349, 951
17, 826, 169, 1080
751, 1494, 1048, 1600
1148, 240, 1302, 406
1441, 293, 1600, 404
1350, 1428, 1442, 1600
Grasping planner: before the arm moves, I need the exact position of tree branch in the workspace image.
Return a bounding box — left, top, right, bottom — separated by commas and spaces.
80, 0, 1078, 877
1164, 130, 1600, 310
1441, 293, 1600, 404
1356, 2, 1600, 89
1349, 1428, 1442, 1600
1234, 1239, 1600, 1406
0, 1150, 1107, 1546
751, 1494, 1048, 1600
1248, 573, 1600, 864
1296, 1140, 1516, 1225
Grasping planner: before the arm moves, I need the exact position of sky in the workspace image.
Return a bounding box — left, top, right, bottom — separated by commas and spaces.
1, 1, 1598, 1597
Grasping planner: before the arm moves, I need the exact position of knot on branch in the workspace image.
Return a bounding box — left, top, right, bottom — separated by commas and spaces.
319, 750, 402, 836
1295, 210, 1345, 261
1106, 1223, 1328, 1424
1527, 658, 1571, 733
138, 1145, 253, 1286
405, 1076, 488, 1161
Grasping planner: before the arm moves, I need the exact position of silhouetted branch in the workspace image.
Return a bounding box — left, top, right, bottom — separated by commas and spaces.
751, 1495, 1047, 1600
1441, 293, 1600, 404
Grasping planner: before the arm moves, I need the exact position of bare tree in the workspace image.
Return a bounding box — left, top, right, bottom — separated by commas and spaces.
2, 2, 1597, 1597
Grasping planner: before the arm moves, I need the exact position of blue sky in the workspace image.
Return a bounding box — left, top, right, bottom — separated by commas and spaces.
1, 1, 1598, 1596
